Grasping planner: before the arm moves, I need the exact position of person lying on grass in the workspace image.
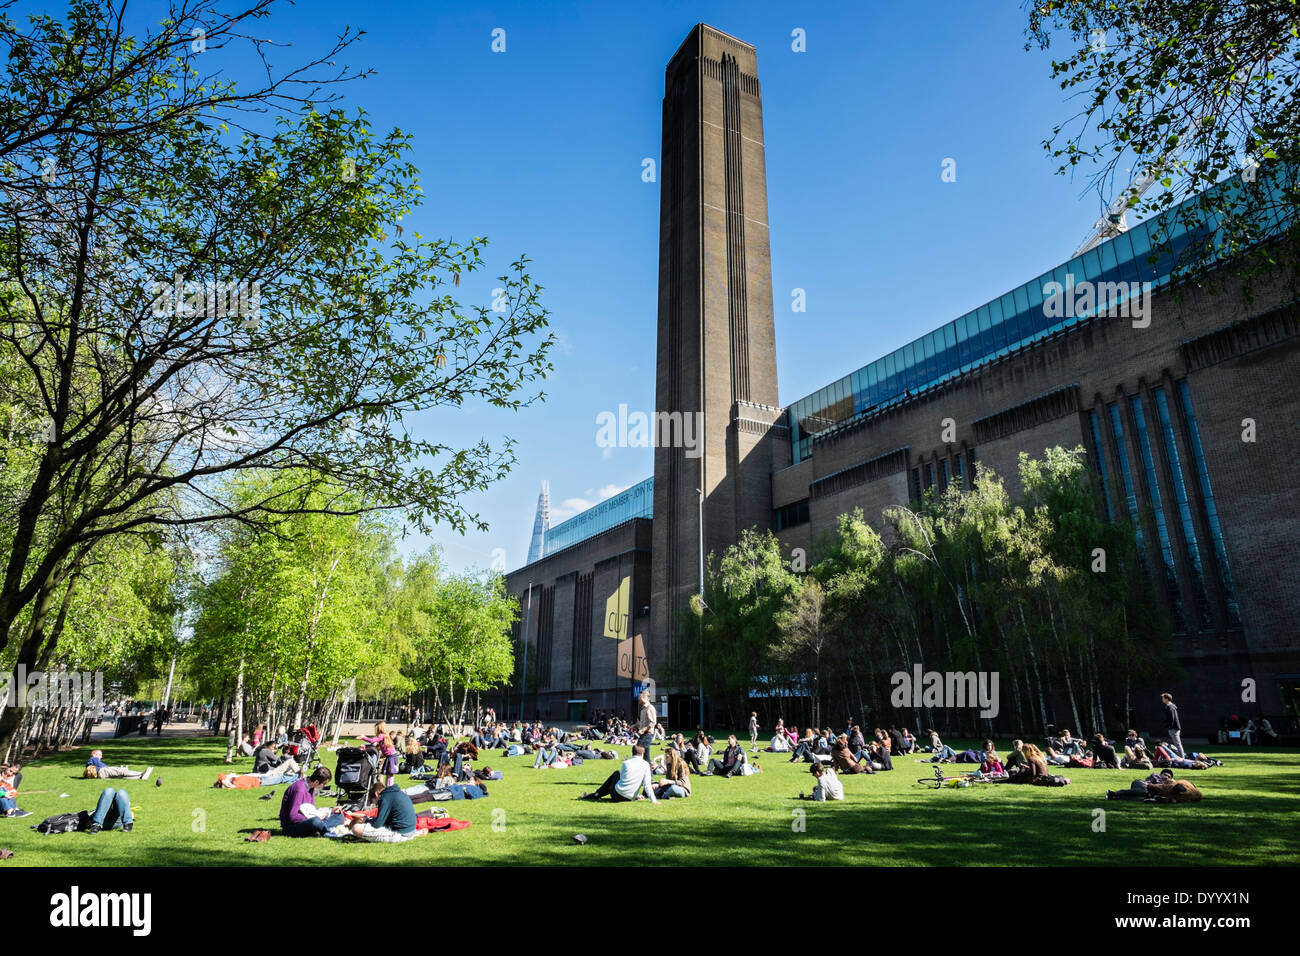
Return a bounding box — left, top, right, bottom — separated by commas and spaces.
581, 744, 658, 803
348, 777, 424, 842
1151, 741, 1220, 769
214, 767, 299, 789
84, 749, 153, 781
280, 767, 347, 838
1106, 769, 1203, 803
85, 787, 135, 833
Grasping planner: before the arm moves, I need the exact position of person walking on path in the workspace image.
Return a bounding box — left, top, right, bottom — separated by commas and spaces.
1162, 693, 1184, 757
635, 690, 656, 760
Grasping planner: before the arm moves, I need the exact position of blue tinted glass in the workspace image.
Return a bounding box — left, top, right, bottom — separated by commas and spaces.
1000, 292, 1021, 347
1082, 247, 1101, 281
1109, 230, 1139, 284
544, 476, 653, 557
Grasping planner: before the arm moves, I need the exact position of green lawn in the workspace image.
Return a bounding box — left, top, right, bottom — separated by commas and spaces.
3, 733, 1297, 866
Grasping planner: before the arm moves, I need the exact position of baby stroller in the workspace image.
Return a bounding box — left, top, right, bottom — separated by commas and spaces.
333, 746, 380, 810
287, 724, 322, 770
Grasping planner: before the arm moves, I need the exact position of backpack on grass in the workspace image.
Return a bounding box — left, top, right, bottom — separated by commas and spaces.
34, 811, 91, 834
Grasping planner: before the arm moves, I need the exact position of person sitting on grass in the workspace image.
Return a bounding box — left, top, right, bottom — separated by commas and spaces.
979, 750, 1004, 775
84, 749, 152, 780
768, 720, 791, 753
252, 741, 299, 777
0, 763, 30, 818
1090, 733, 1120, 769
830, 734, 874, 774
999, 743, 1048, 783
349, 777, 424, 842
704, 735, 746, 777
532, 730, 559, 769
653, 747, 692, 800
280, 767, 347, 838
888, 726, 909, 756
401, 736, 426, 774
923, 730, 957, 762
581, 744, 658, 803
84, 787, 134, 833
237, 733, 256, 757
868, 739, 894, 771
995, 739, 1021, 771
684, 732, 712, 774
901, 728, 918, 754
800, 762, 844, 802
788, 726, 818, 763
847, 725, 867, 754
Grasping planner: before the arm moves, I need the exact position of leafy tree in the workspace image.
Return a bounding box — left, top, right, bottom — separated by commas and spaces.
0, 0, 554, 759
1025, 0, 1299, 294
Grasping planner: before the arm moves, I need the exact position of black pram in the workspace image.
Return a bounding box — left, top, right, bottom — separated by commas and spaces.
333, 746, 380, 809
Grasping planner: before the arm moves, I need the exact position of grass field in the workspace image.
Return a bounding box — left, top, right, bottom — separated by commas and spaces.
3, 733, 1298, 866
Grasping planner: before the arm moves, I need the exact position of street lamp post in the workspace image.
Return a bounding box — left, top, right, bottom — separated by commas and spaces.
697, 486, 704, 730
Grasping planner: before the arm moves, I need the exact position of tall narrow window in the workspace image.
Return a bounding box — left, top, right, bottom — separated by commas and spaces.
1154, 388, 1212, 628
924, 462, 934, 490
1088, 409, 1113, 521
939, 459, 950, 491
1131, 395, 1185, 631
953, 453, 964, 490
1107, 402, 1144, 556
1178, 381, 1241, 627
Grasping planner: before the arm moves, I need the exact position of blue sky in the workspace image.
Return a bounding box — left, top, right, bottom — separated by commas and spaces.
117, 1, 1120, 571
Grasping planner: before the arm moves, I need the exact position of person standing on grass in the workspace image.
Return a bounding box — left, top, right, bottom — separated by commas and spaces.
635, 689, 656, 761
1162, 693, 1184, 757
748, 712, 759, 752
581, 744, 659, 803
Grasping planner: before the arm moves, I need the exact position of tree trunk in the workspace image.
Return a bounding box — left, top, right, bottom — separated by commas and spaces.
224, 655, 245, 763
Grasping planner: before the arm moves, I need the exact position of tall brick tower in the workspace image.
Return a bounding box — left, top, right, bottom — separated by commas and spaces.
650, 25, 783, 700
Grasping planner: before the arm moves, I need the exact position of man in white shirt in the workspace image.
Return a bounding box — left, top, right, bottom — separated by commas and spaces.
804, 762, 844, 802
581, 745, 658, 803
